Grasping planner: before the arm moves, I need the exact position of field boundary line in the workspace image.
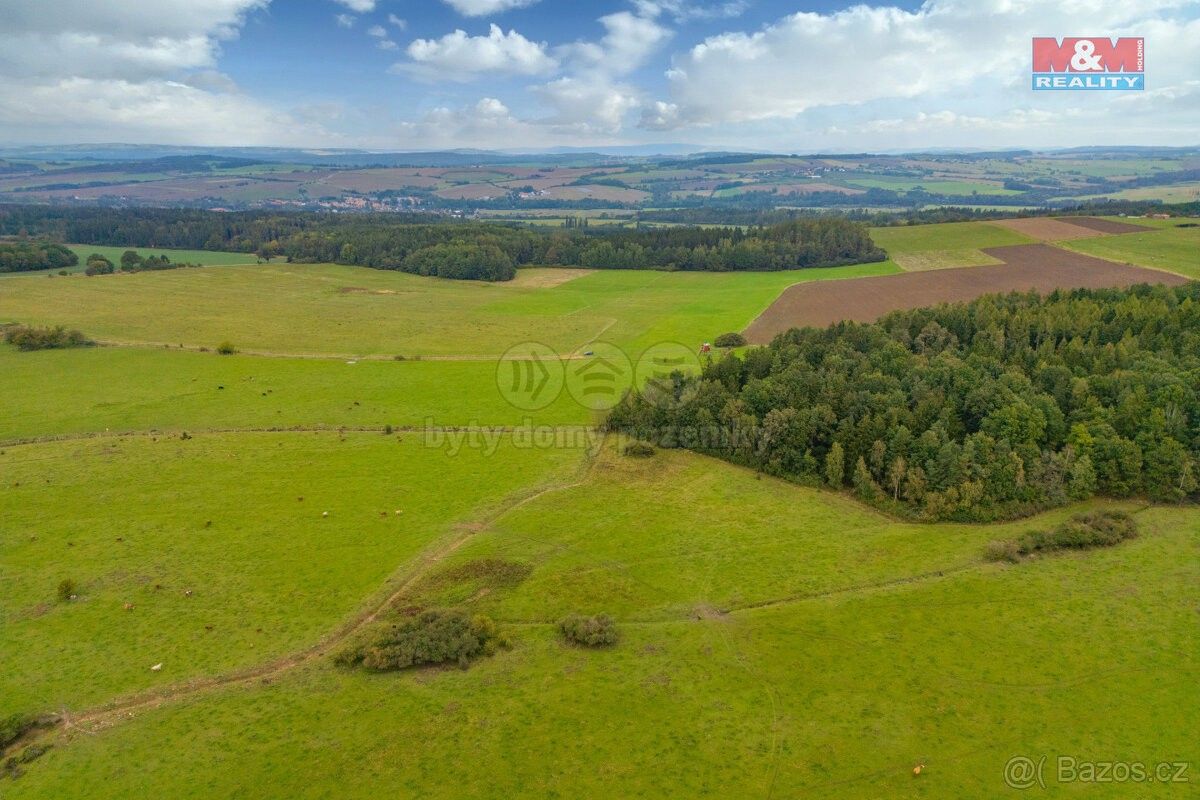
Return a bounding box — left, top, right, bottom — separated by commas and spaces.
0, 424, 594, 450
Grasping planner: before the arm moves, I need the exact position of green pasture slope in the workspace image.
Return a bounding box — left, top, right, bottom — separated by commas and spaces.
0, 433, 585, 717
4, 446, 1197, 799
1060, 222, 1200, 279
2, 223, 1197, 798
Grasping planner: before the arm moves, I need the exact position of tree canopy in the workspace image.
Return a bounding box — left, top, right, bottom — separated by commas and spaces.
609, 285, 1200, 521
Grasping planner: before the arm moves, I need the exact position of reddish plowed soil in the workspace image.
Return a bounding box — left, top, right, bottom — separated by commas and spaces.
744, 244, 1188, 343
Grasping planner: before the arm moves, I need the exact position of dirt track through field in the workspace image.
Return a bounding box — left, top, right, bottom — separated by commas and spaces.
744, 244, 1189, 343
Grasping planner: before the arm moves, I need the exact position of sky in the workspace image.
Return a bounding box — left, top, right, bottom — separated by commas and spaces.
0, 0, 1198, 152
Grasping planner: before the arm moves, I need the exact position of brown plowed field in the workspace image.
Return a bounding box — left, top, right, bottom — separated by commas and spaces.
1055, 216, 1155, 235
744, 244, 1188, 343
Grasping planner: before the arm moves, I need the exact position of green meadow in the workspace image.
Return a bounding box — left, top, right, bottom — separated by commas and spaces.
65, 245, 262, 268
3, 222, 1197, 798
0, 347, 590, 442
869, 221, 1034, 272
1061, 223, 1200, 279
4, 445, 1196, 799
0, 432, 585, 716
0, 260, 898, 357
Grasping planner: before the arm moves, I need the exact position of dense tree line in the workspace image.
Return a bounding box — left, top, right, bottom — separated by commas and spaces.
638, 200, 1199, 228
0, 240, 77, 272
609, 285, 1200, 521
0, 205, 885, 281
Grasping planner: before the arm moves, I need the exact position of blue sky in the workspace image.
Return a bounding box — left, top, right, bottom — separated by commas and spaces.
1, 1, 1197, 151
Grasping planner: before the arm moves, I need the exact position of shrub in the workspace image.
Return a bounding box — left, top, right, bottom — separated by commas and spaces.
621, 440, 656, 458
713, 332, 747, 348
4, 325, 93, 351
56, 579, 77, 602
984, 540, 1021, 563
335, 609, 508, 672
988, 511, 1138, 561
83, 254, 114, 276
215, 341, 237, 355
559, 614, 618, 647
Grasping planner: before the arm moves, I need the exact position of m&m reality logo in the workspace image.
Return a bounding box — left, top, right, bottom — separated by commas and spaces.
1032, 37, 1144, 91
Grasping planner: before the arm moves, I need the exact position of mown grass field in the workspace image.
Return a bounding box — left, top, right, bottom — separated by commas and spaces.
4, 445, 1196, 799
0, 261, 899, 357
869, 221, 1034, 271
1060, 223, 1200, 279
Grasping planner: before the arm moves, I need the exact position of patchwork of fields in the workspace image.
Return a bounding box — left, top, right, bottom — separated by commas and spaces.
3, 216, 1198, 798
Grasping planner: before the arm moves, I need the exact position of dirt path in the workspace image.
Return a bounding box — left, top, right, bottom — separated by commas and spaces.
32, 441, 605, 743
0, 424, 595, 450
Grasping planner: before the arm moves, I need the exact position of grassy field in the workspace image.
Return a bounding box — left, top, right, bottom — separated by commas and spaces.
869, 221, 1034, 271
0, 346, 594, 442
0, 261, 899, 358
66, 245, 262, 268
0, 432, 585, 717
1060, 224, 1200, 279
5, 446, 1196, 798
4, 220, 1197, 798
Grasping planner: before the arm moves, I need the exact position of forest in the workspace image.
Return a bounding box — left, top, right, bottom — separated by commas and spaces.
0, 240, 77, 272
0, 205, 884, 281
609, 285, 1200, 522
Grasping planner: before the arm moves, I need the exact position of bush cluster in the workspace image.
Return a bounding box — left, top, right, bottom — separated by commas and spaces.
83, 254, 114, 276
621, 441, 656, 458
335, 609, 508, 671
986, 511, 1138, 562
713, 332, 747, 348
4, 325, 93, 351
559, 614, 618, 647
0, 240, 77, 273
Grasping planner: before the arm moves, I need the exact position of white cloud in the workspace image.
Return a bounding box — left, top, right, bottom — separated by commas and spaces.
367, 25, 387, 38
335, 14, 356, 28
532, 8, 671, 133
0, 0, 338, 147
441, 0, 541, 16
634, 1, 748, 23
377, 39, 398, 51
535, 77, 643, 132
651, 0, 1200, 131
560, 11, 671, 77
333, 0, 375, 12
401, 24, 557, 81
0, 76, 333, 146
388, 14, 407, 30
